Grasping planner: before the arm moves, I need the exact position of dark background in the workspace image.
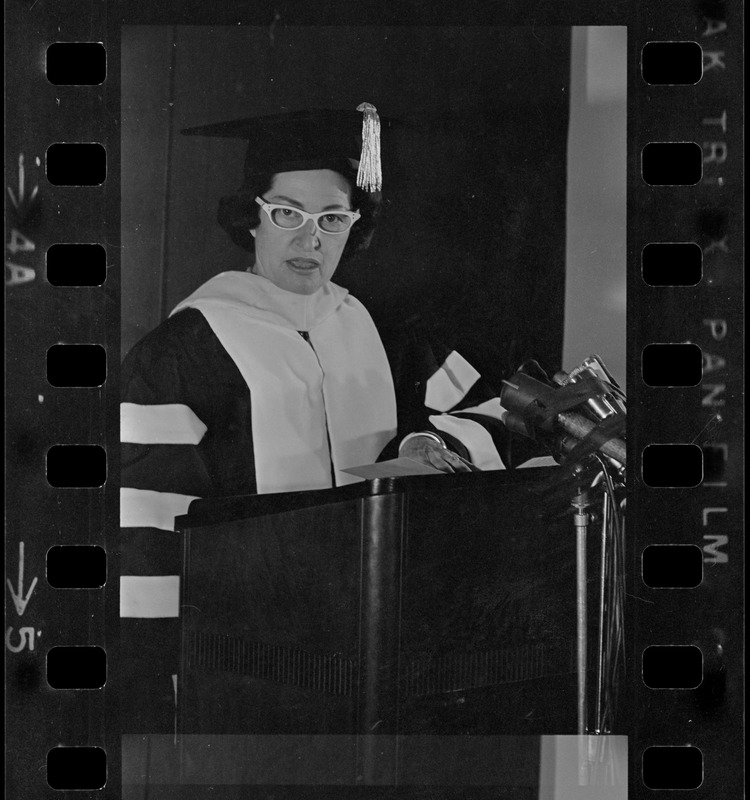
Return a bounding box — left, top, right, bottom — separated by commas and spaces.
121, 26, 571, 387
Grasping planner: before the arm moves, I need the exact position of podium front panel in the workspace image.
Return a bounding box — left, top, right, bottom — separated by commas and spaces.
180, 496, 366, 734
395, 482, 578, 735
179, 469, 586, 737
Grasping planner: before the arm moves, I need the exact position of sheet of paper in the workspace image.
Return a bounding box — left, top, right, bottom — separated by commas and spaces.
342, 457, 444, 480
517, 455, 560, 469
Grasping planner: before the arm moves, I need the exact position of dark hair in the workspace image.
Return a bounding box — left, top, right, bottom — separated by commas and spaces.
218, 168, 381, 262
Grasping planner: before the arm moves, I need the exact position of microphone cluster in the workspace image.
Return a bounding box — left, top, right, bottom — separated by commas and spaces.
499, 355, 626, 469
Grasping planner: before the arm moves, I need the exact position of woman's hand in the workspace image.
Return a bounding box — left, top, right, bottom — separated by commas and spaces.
398, 433, 475, 473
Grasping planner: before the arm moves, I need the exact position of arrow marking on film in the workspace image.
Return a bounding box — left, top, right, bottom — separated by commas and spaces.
6, 542, 38, 617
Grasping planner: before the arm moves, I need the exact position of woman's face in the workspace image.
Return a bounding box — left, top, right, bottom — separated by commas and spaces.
251, 169, 353, 295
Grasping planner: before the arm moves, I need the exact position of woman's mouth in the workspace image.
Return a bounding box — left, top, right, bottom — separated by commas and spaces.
287, 258, 321, 273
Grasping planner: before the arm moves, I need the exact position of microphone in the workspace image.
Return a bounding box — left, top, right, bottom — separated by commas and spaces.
500, 356, 626, 468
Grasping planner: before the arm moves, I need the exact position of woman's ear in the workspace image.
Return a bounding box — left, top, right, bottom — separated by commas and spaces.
250, 228, 257, 239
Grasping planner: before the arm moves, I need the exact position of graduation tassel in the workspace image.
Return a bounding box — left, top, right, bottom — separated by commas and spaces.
356, 102, 382, 192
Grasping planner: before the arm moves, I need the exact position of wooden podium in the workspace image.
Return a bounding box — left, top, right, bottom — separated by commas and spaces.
176, 467, 586, 743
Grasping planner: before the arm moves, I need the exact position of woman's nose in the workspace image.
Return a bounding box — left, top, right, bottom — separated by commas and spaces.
297, 219, 321, 246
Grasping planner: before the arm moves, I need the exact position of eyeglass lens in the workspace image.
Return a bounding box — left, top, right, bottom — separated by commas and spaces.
269, 207, 352, 233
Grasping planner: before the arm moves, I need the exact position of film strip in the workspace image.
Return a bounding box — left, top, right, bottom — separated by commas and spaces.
632, 4, 743, 795
4, 2, 743, 798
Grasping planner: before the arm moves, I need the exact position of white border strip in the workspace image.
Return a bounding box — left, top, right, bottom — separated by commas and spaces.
121, 402, 207, 445
425, 351, 481, 412
120, 487, 198, 531
120, 575, 180, 618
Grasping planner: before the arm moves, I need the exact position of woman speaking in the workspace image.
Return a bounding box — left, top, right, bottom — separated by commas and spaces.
120, 104, 526, 731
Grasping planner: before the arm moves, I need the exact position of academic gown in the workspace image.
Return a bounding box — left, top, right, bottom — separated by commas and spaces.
119, 270, 530, 731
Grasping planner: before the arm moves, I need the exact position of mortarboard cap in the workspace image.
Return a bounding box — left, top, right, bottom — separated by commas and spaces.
182, 103, 387, 192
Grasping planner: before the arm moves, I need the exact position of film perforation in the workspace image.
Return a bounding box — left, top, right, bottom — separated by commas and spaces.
641, 443, 704, 488
641, 544, 703, 589
46, 444, 107, 488
47, 343, 107, 387
641, 41, 703, 85
46, 745, 107, 791
45, 243, 108, 287
641, 241, 703, 286
641, 141, 703, 186
642, 645, 703, 689
45, 142, 107, 186
641, 342, 703, 387
46, 544, 107, 589
47, 645, 107, 689
45, 42, 106, 86
642, 745, 704, 790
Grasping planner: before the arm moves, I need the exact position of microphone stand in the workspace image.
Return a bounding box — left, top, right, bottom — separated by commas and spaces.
571, 461, 623, 785
571, 482, 592, 738
571, 478, 596, 786
499, 358, 626, 761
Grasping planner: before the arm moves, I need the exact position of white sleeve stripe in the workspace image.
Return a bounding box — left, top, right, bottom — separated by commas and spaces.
453, 397, 509, 423
429, 414, 506, 471
121, 402, 207, 445
120, 575, 180, 618
120, 488, 199, 531
424, 351, 481, 412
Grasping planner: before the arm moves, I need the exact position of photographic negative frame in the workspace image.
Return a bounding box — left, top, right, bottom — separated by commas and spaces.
4, 2, 743, 798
